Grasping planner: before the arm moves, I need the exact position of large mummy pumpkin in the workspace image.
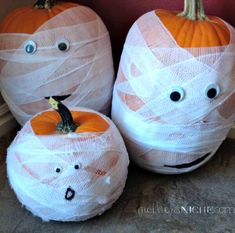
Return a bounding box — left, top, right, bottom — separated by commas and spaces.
112, 0, 235, 174
0, 0, 114, 125
7, 97, 129, 221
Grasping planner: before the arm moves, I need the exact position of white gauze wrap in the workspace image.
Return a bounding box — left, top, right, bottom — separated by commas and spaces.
0, 6, 114, 125
7, 107, 129, 222
112, 11, 235, 174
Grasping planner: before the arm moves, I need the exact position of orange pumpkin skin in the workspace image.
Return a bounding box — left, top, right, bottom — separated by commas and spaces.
0, 2, 78, 34
156, 9, 230, 48
31, 110, 110, 135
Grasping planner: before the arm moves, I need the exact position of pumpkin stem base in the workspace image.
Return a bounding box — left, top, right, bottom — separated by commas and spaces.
57, 122, 78, 134
34, 0, 54, 9
177, 0, 207, 21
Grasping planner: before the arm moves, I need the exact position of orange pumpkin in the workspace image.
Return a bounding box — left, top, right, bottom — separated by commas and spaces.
112, 0, 235, 174
0, 1, 78, 34
7, 95, 129, 221
156, 0, 230, 48
0, 0, 114, 125
31, 109, 110, 135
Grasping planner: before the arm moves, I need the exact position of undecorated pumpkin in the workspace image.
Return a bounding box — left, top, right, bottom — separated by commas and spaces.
112, 0, 235, 174
7, 95, 129, 221
0, 0, 114, 125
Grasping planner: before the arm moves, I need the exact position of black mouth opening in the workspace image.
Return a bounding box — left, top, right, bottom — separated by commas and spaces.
164, 152, 211, 169
65, 187, 75, 201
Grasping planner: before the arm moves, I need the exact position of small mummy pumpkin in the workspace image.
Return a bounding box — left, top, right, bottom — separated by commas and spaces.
7, 95, 129, 221
112, 0, 235, 174
0, 0, 114, 125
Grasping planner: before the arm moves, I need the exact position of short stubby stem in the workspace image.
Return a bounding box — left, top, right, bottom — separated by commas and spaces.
34, 0, 55, 9
45, 96, 78, 134
177, 0, 207, 21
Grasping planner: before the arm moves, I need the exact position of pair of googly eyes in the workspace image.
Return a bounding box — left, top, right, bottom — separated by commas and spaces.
169, 84, 221, 102
55, 164, 81, 173
24, 39, 70, 54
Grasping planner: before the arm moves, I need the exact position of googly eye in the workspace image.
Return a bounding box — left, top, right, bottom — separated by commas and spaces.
55, 167, 62, 173
205, 84, 221, 99
74, 163, 81, 170
169, 87, 185, 102
24, 40, 37, 54
56, 38, 70, 52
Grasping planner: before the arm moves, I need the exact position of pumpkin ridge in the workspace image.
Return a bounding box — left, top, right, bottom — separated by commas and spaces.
179, 19, 192, 48
210, 20, 229, 46
189, 22, 196, 48
198, 21, 205, 47
172, 17, 186, 45
207, 21, 221, 46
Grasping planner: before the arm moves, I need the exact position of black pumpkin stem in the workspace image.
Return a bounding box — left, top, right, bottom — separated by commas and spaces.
178, 0, 207, 20
45, 95, 78, 134
34, 0, 55, 9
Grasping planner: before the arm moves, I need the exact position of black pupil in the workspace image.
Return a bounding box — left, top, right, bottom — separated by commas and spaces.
56, 168, 61, 173
170, 91, 181, 102
25, 44, 34, 53
58, 42, 67, 51
74, 165, 80, 170
207, 88, 217, 99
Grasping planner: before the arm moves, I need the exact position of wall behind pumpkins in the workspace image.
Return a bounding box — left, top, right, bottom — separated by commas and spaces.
0, 0, 33, 20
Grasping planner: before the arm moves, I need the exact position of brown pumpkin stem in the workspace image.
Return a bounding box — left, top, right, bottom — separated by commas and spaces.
178, 0, 207, 20
45, 95, 78, 134
34, 0, 55, 9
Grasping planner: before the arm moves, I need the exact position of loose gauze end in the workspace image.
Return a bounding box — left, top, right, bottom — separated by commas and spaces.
0, 6, 114, 125
7, 108, 129, 222
112, 11, 235, 174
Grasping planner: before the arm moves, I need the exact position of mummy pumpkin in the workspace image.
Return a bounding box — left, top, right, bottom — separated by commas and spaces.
112, 0, 235, 174
7, 96, 129, 221
0, 0, 114, 125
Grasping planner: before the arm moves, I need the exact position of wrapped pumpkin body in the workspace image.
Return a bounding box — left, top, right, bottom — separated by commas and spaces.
7, 99, 129, 222
0, 0, 114, 125
112, 0, 235, 174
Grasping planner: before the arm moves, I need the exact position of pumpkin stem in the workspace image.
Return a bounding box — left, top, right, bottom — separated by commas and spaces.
34, 0, 55, 9
177, 0, 207, 20
197, 0, 207, 20
45, 95, 78, 134
177, 0, 190, 17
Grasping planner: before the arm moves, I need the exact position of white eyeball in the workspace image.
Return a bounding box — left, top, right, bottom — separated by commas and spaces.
169, 87, 185, 102
205, 83, 221, 99
56, 38, 70, 52
24, 40, 37, 54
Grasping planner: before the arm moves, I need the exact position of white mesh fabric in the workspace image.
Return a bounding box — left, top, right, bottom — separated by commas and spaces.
7, 107, 129, 222
112, 11, 235, 174
0, 6, 114, 125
